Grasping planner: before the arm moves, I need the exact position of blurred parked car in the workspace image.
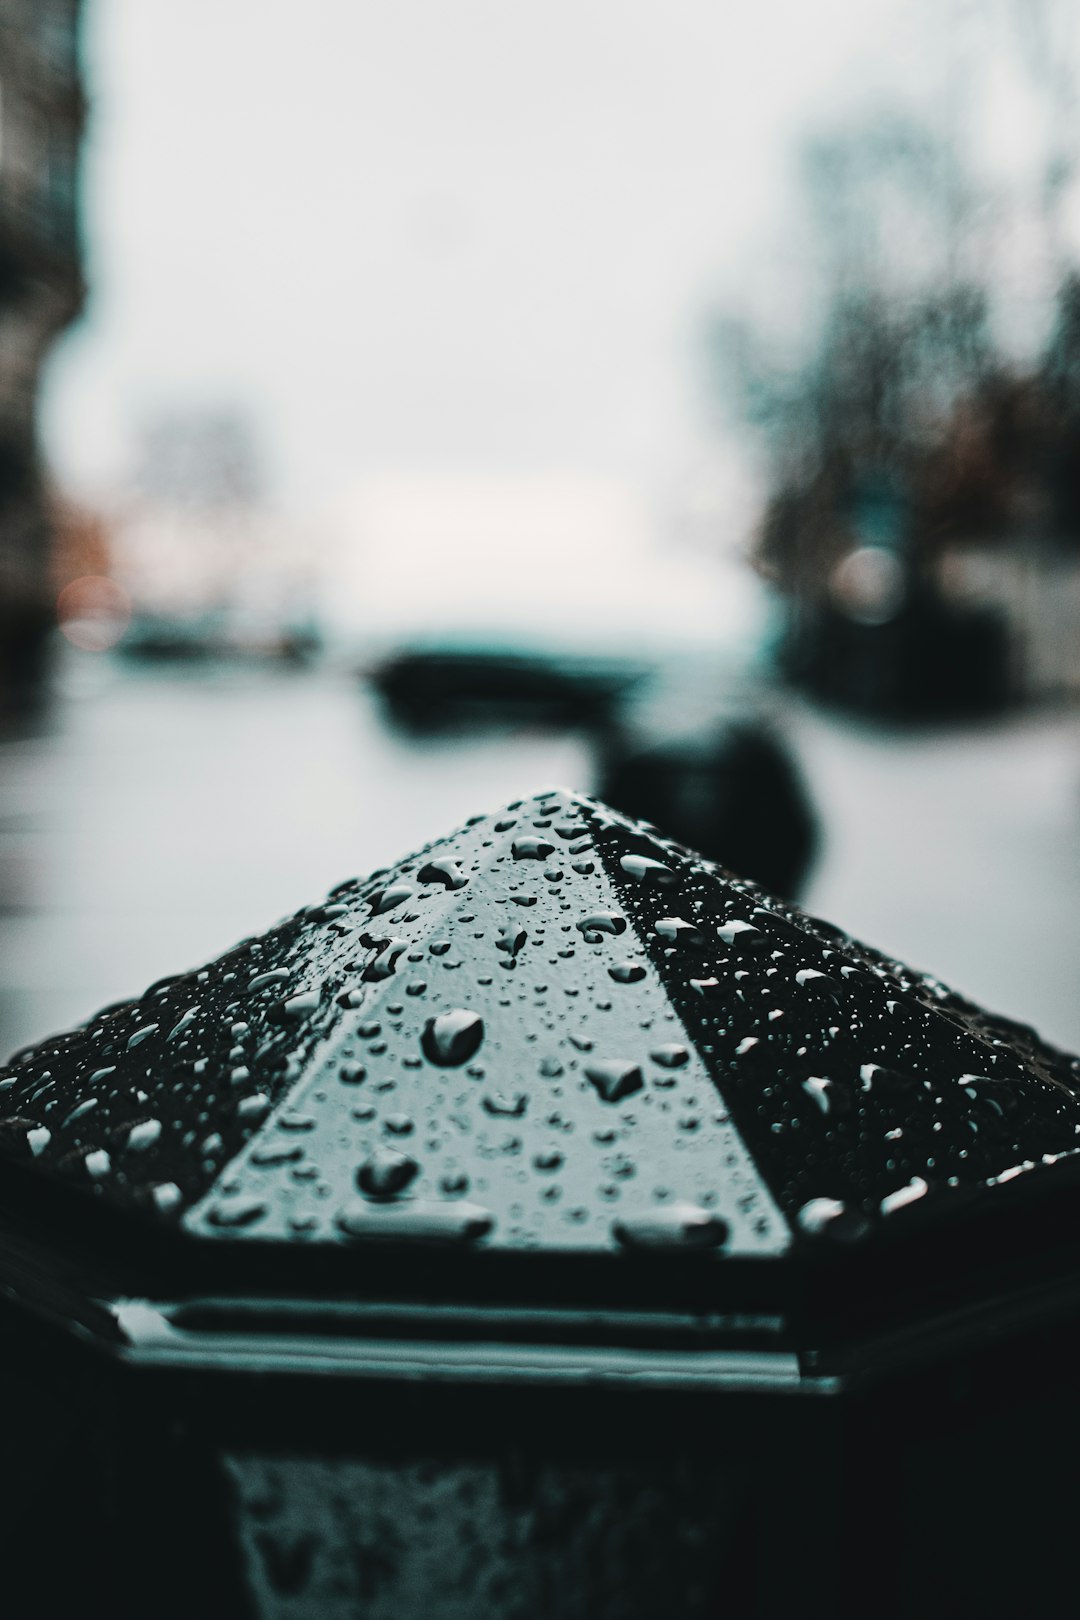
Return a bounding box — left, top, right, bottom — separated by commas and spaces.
118, 606, 322, 665
786, 586, 1011, 721
366, 638, 651, 732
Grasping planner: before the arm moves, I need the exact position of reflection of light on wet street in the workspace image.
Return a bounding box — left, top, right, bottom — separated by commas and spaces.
3, 653, 1080, 1062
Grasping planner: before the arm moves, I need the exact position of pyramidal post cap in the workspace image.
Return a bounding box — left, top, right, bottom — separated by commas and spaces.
1, 786, 1079, 1291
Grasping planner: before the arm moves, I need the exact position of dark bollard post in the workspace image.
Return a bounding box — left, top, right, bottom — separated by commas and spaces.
591, 685, 818, 899
2, 788, 1079, 1616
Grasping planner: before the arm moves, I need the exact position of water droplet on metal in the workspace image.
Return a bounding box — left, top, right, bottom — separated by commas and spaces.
859, 1063, 916, 1096
248, 968, 290, 992
64, 1096, 99, 1128
650, 1043, 690, 1069
280, 990, 319, 1018
237, 1093, 272, 1121
796, 1197, 870, 1243
533, 1148, 564, 1172
207, 1194, 269, 1229
277, 1113, 317, 1132
802, 1077, 851, 1116
363, 937, 408, 981
577, 911, 627, 942
880, 1176, 930, 1218
620, 854, 676, 887
336, 1199, 494, 1243
369, 883, 415, 915
482, 1091, 527, 1118
417, 858, 468, 890
718, 920, 763, 946
309, 901, 349, 921
512, 837, 554, 860
384, 1113, 415, 1136
608, 960, 646, 985
251, 1141, 305, 1167
168, 1007, 199, 1040
585, 1060, 644, 1104
612, 1204, 728, 1250
421, 1009, 485, 1067
356, 1146, 420, 1199
126, 1118, 162, 1152
655, 917, 706, 949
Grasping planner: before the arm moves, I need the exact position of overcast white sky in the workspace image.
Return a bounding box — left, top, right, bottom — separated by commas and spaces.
42, 0, 928, 522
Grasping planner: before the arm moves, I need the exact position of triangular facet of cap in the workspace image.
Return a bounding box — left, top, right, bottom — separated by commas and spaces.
2, 787, 1078, 1261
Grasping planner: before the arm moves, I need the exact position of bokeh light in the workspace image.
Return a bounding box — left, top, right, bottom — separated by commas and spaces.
56, 574, 132, 652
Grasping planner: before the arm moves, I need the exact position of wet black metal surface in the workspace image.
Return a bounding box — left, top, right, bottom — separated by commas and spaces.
2, 789, 1080, 1618
2, 787, 1078, 1268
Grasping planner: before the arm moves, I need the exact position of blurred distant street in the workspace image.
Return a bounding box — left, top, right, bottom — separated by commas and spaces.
4, 0, 1080, 1070
3, 651, 1079, 1061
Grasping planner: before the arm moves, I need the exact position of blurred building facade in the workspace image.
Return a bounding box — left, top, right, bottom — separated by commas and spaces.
92, 409, 322, 661
750, 282, 1080, 715
0, 0, 85, 708
715, 69, 1080, 719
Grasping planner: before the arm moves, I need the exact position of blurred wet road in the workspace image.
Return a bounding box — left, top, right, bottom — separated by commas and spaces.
0, 654, 592, 1057
797, 703, 1080, 1055
3, 651, 1080, 1059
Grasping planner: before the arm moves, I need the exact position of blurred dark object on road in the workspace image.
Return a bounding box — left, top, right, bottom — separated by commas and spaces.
782, 588, 1012, 721
367, 642, 650, 734
117, 611, 322, 667
595, 700, 817, 899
